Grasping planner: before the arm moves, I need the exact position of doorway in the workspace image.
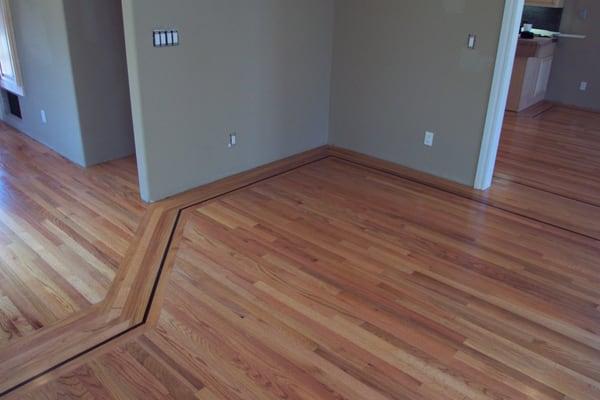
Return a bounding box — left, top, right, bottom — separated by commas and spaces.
0, 0, 145, 350
475, 0, 600, 240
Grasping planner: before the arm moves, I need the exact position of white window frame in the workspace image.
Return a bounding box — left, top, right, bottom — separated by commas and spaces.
0, 0, 23, 96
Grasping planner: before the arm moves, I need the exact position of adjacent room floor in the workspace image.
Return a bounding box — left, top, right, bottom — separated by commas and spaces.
16, 152, 600, 399
0, 123, 145, 347
484, 103, 600, 240
497, 103, 600, 205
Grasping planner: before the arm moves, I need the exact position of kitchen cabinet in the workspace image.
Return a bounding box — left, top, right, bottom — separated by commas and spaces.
507, 38, 556, 112
525, 0, 565, 8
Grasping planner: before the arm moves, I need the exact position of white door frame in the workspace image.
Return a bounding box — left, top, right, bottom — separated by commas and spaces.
474, 0, 525, 190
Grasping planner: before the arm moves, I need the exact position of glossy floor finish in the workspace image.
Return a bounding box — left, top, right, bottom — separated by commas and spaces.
0, 123, 145, 347
490, 104, 600, 239
497, 105, 600, 205
16, 158, 600, 400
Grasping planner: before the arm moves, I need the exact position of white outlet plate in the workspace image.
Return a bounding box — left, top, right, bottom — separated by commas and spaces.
580, 81, 588, 91
424, 131, 435, 147
40, 110, 47, 124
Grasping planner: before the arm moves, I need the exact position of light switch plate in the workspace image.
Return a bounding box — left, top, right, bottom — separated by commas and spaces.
467, 34, 477, 49
153, 30, 179, 47
228, 132, 237, 148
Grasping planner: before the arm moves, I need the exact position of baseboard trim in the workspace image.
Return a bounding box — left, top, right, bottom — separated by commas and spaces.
327, 146, 477, 198
546, 100, 600, 115
328, 146, 600, 241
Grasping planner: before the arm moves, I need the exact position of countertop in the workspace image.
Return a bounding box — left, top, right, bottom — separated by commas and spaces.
516, 37, 557, 58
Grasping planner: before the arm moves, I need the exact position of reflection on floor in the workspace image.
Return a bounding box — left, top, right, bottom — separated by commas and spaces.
484, 104, 600, 239
0, 123, 145, 347
498, 104, 600, 206
18, 158, 600, 400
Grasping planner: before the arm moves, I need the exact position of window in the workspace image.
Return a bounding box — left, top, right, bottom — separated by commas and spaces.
0, 0, 22, 96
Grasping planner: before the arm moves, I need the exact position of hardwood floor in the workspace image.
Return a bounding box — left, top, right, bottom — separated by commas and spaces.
497, 104, 600, 205
492, 104, 600, 238
0, 123, 145, 347
0, 146, 329, 395
14, 157, 600, 400
3, 105, 600, 399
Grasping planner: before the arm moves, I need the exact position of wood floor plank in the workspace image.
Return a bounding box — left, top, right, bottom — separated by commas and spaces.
5, 106, 600, 399
0, 145, 329, 395
497, 105, 600, 207
0, 123, 145, 348
14, 147, 600, 399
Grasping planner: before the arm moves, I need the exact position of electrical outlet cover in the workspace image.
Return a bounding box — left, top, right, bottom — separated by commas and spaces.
424, 131, 435, 147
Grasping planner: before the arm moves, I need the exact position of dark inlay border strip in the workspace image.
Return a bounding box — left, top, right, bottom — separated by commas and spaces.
0, 154, 328, 397
3, 150, 596, 397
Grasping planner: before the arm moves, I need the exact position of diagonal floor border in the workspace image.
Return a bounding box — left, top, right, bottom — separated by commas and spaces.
3, 144, 599, 397
0, 146, 330, 397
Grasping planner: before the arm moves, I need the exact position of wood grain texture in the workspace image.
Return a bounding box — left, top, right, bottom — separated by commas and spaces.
4, 106, 600, 399
492, 104, 600, 239
0, 122, 145, 347
13, 158, 600, 400
497, 105, 600, 207
331, 105, 600, 239
0, 140, 328, 395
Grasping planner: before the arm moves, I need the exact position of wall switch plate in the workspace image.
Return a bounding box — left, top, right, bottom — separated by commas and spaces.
580, 81, 588, 91
424, 131, 435, 147
228, 132, 237, 148
153, 29, 179, 47
40, 110, 47, 124
467, 34, 477, 49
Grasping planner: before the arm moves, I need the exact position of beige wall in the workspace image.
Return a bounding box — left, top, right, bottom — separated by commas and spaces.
64, 0, 135, 165
122, 0, 334, 202
330, 0, 504, 186
547, 0, 599, 111
4, 0, 134, 166
123, 0, 508, 200
6, 0, 85, 165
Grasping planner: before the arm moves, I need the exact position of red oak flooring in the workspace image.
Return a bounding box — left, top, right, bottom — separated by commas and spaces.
15, 156, 600, 400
